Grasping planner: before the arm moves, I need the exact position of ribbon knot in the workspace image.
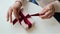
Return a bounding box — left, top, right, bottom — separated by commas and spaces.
13, 11, 40, 29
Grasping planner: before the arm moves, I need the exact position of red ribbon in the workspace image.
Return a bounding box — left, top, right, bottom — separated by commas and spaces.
13, 11, 40, 28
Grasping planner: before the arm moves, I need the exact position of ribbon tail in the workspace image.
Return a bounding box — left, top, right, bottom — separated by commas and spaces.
13, 19, 18, 25
24, 18, 32, 29
26, 14, 31, 18
30, 13, 40, 16
19, 18, 23, 24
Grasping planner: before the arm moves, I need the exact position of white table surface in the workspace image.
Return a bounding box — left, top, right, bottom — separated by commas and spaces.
0, 0, 60, 34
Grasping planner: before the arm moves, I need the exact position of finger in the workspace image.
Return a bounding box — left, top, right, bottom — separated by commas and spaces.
47, 9, 54, 18
47, 12, 54, 18
39, 7, 49, 15
47, 15, 53, 18
9, 8, 13, 23
40, 10, 53, 19
13, 8, 19, 20
6, 11, 9, 21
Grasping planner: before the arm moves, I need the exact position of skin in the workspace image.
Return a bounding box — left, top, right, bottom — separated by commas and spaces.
6, 1, 55, 23
39, 3, 55, 19
6, 1, 22, 23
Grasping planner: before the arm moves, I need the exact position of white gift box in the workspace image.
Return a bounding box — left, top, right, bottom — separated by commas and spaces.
0, 0, 60, 34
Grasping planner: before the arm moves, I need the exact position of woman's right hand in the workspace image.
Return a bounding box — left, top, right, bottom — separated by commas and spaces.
6, 1, 22, 23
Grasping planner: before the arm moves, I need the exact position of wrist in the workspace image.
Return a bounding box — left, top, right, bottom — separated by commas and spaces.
15, 0, 22, 6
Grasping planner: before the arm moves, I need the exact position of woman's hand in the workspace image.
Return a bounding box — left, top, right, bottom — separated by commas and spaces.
6, 1, 22, 23
39, 3, 55, 19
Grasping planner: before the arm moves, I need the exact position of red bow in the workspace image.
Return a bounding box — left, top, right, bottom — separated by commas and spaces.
13, 11, 40, 29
